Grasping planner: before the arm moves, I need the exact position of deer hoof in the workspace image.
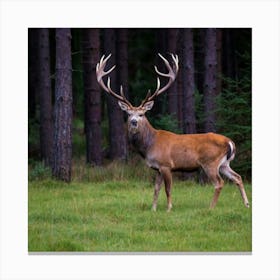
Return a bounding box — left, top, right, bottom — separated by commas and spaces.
167, 205, 172, 212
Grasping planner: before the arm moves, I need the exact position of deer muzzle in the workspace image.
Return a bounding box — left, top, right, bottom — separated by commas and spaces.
131, 119, 138, 127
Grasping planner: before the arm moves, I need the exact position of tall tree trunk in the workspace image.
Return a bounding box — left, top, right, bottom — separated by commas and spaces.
53, 28, 72, 182
195, 29, 205, 100
117, 29, 129, 100
28, 28, 38, 120
82, 28, 103, 166
167, 28, 178, 117
182, 28, 196, 134
176, 38, 183, 130
216, 29, 223, 96
72, 29, 83, 119
154, 28, 167, 115
116, 28, 129, 158
38, 28, 53, 166
203, 28, 217, 132
103, 28, 127, 160
223, 29, 237, 80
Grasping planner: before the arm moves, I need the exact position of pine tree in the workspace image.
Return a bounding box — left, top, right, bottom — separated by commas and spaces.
103, 28, 127, 160
38, 28, 53, 166
182, 28, 196, 134
82, 28, 103, 165
167, 28, 179, 117
52, 28, 72, 182
203, 28, 217, 132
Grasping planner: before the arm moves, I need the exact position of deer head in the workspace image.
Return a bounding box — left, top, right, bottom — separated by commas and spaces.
96, 53, 179, 134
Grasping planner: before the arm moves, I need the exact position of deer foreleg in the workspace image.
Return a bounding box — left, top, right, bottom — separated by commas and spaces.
152, 172, 163, 211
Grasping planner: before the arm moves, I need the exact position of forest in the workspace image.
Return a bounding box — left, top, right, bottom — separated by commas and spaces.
28, 28, 251, 182
28, 28, 252, 252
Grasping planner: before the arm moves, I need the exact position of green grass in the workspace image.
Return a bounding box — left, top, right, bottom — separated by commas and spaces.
28, 165, 252, 252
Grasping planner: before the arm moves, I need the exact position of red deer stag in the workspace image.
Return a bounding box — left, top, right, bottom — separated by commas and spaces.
96, 53, 250, 211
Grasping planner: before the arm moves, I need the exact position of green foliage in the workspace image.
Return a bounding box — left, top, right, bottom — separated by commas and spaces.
129, 69, 154, 106
71, 156, 154, 183
128, 30, 171, 110
216, 52, 251, 179
29, 177, 252, 252
29, 161, 52, 181
101, 112, 110, 151
72, 118, 86, 157
191, 51, 252, 179
29, 156, 154, 183
194, 88, 205, 132
149, 113, 181, 133
128, 29, 155, 105
28, 114, 40, 159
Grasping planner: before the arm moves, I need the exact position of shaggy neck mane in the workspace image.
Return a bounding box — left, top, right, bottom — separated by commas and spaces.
128, 118, 156, 158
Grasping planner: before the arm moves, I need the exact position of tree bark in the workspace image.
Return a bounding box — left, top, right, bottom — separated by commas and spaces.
82, 28, 103, 165
203, 28, 217, 132
154, 28, 167, 115
117, 29, 129, 100
28, 28, 38, 119
182, 28, 196, 134
71, 29, 83, 119
167, 28, 179, 117
38, 28, 53, 166
103, 28, 127, 160
176, 39, 183, 130
53, 28, 72, 182
216, 28, 223, 96
223, 29, 237, 80
195, 29, 205, 100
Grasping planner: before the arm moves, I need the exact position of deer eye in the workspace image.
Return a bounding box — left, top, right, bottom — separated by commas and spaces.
139, 114, 144, 117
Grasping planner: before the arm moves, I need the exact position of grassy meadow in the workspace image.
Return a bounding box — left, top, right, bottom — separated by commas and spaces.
28, 160, 252, 253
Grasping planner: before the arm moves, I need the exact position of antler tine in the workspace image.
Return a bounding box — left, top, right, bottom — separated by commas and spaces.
106, 77, 133, 107
170, 53, 179, 73
120, 85, 130, 102
120, 85, 125, 98
120, 85, 133, 107
140, 89, 152, 107
154, 53, 173, 77
96, 54, 132, 107
142, 53, 179, 104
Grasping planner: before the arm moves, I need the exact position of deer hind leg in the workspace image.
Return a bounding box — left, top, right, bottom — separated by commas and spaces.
152, 172, 163, 211
203, 163, 225, 209
210, 175, 224, 209
160, 167, 173, 212
220, 162, 250, 208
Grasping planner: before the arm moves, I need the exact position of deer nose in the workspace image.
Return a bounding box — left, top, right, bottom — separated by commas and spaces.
131, 119, 137, 127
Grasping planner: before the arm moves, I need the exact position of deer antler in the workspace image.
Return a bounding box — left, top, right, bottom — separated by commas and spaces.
140, 53, 179, 106
96, 54, 132, 107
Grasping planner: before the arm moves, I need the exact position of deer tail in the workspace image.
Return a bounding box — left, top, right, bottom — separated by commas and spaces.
227, 140, 236, 161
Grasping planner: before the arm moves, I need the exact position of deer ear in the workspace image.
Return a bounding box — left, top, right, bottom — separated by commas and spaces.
118, 101, 130, 112
143, 101, 154, 111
